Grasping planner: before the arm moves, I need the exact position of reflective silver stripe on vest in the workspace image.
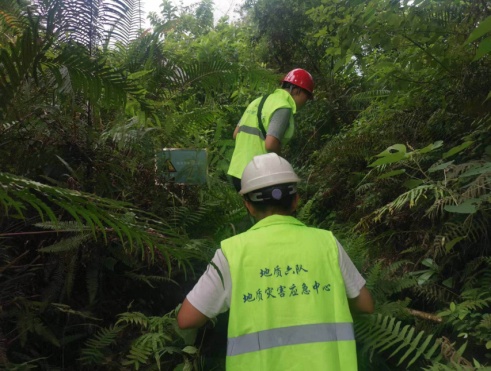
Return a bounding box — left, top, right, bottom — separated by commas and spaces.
227, 322, 354, 357
238, 125, 265, 140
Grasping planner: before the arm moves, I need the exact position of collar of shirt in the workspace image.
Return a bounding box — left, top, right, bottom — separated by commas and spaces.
250, 214, 305, 231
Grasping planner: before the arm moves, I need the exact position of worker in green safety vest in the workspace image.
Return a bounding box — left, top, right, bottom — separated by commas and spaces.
228, 68, 314, 192
178, 153, 374, 370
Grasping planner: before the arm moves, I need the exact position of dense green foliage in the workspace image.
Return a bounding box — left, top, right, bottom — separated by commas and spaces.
1, 0, 490, 369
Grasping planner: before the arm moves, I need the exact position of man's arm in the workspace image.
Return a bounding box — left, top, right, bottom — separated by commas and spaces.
265, 135, 281, 155
348, 286, 374, 314
233, 125, 240, 139
265, 108, 291, 154
176, 250, 231, 329
335, 239, 374, 314
177, 298, 209, 329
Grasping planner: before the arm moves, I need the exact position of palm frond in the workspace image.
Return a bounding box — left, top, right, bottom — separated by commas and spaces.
164, 58, 237, 95
0, 172, 189, 261
0, 17, 44, 113
0, 0, 28, 43
32, 0, 142, 48
100, 117, 157, 149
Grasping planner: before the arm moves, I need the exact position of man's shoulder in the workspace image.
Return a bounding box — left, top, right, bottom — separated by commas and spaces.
220, 231, 246, 251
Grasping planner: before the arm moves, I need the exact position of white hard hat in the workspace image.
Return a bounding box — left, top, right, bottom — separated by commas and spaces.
240, 153, 300, 196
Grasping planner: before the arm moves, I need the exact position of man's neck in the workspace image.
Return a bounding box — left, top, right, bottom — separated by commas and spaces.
253, 211, 292, 221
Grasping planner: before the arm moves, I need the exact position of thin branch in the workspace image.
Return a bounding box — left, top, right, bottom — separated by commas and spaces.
407, 308, 443, 323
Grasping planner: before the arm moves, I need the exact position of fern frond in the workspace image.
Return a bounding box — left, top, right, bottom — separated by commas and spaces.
16, 311, 60, 347
349, 89, 391, 103
357, 184, 445, 228
37, 234, 90, 253
124, 272, 178, 288
34, 221, 90, 232
462, 256, 491, 283
413, 284, 457, 305
478, 314, 491, 331
456, 298, 491, 312
425, 196, 456, 220
443, 220, 486, 245
365, 260, 417, 303
116, 311, 150, 329
80, 325, 124, 365
356, 314, 444, 368
374, 299, 411, 317
64, 252, 78, 298
355, 182, 375, 196
122, 344, 152, 368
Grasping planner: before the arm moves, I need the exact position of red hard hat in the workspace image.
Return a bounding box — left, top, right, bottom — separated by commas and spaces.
282, 68, 314, 94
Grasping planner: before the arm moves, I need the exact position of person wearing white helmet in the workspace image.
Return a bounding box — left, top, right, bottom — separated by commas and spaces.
228, 68, 314, 192
178, 153, 374, 370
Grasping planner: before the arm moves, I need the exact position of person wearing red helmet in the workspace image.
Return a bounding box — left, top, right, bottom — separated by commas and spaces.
227, 68, 314, 192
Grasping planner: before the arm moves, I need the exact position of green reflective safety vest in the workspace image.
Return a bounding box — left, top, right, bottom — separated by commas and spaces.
221, 215, 358, 371
227, 89, 296, 179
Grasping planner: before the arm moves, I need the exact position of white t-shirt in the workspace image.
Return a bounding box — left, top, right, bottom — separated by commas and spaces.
187, 239, 366, 318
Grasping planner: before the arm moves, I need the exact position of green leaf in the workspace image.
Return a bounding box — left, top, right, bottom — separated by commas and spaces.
466, 16, 491, 44
473, 36, 491, 60
127, 70, 154, 80
459, 163, 491, 178
445, 237, 464, 253
428, 160, 454, 172
182, 346, 197, 355
333, 58, 345, 73
444, 200, 478, 214
417, 141, 444, 154
442, 141, 473, 159
421, 258, 437, 269
183, 359, 193, 371
174, 325, 198, 345
403, 179, 424, 189
369, 152, 406, 167
442, 277, 454, 288
486, 340, 491, 349
376, 144, 407, 157
377, 169, 406, 179
455, 341, 468, 357
417, 271, 434, 286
